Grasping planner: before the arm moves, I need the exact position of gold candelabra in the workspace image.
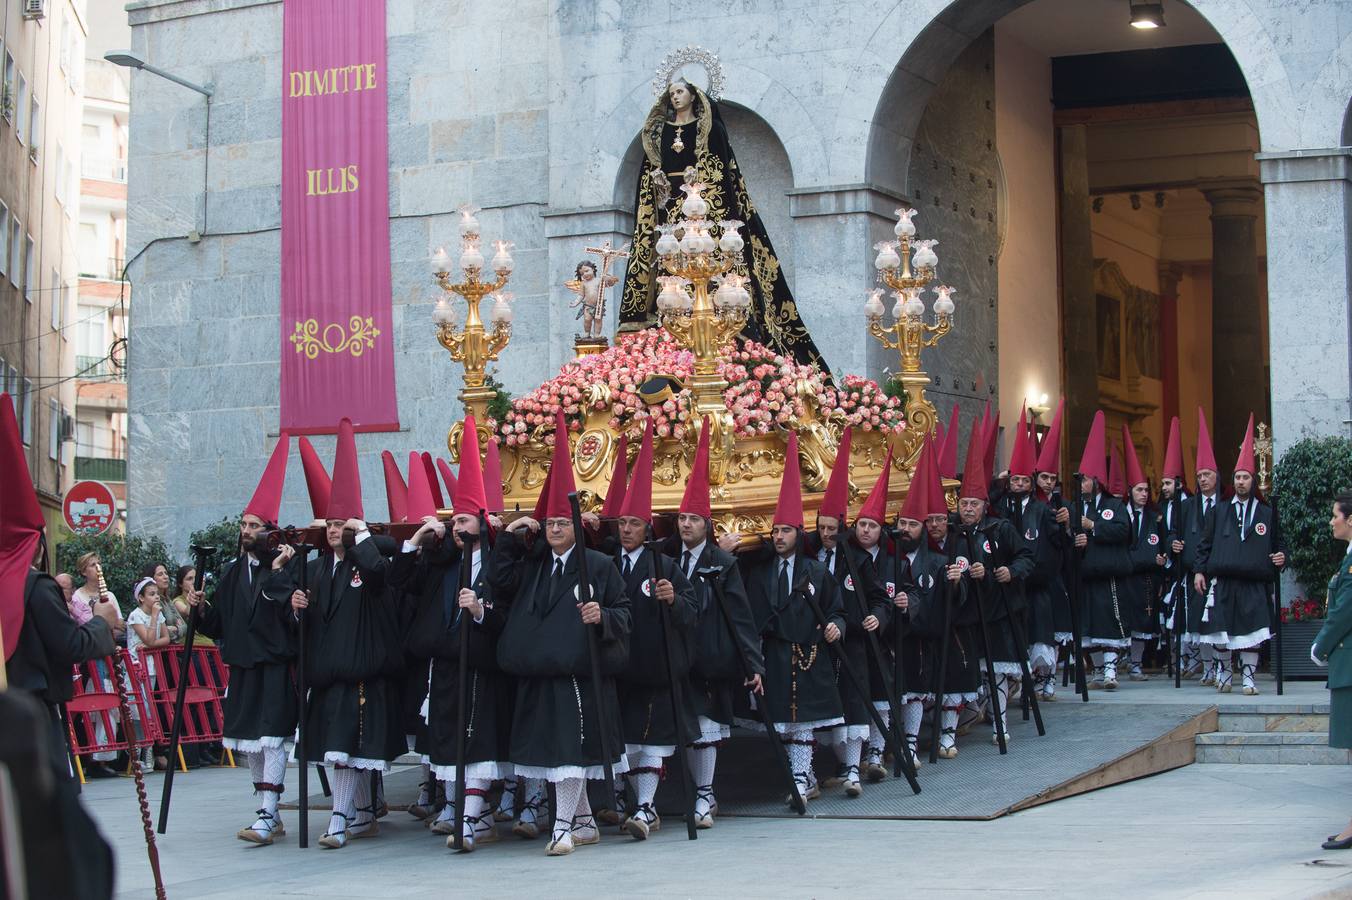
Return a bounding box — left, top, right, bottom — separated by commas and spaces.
864, 207, 956, 441
654, 172, 752, 486
432, 205, 515, 451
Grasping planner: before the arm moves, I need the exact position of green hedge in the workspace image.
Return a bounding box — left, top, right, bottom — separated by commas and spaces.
1273, 435, 1352, 605
56, 531, 175, 616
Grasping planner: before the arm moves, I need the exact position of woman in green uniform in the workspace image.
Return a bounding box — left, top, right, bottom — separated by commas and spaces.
1313, 492, 1352, 850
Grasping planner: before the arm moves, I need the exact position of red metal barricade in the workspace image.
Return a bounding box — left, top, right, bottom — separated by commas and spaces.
139, 644, 229, 752
66, 650, 164, 780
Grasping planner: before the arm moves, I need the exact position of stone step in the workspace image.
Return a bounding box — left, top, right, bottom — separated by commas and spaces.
1195, 731, 1351, 764
1195, 743, 1352, 764
1196, 731, 1328, 746
1216, 712, 1329, 733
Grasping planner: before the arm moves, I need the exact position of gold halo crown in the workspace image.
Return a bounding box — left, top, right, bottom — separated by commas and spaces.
652, 45, 725, 102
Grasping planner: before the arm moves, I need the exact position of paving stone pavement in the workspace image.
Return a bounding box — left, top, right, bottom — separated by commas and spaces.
80, 758, 1352, 899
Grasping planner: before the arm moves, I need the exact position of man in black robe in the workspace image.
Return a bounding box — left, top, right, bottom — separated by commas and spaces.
1173, 408, 1224, 684
1073, 414, 1134, 691
734, 433, 844, 807
998, 418, 1068, 701
671, 417, 763, 828
1194, 417, 1287, 695
807, 502, 890, 796
6, 555, 117, 900
191, 434, 298, 845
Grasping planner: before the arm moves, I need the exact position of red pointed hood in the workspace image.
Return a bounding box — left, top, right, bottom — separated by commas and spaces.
453, 416, 489, 518
1162, 415, 1185, 482
600, 434, 629, 519
939, 404, 961, 479
818, 427, 853, 523
245, 431, 290, 525
857, 447, 894, 525
543, 410, 578, 520
774, 432, 805, 529
1122, 424, 1147, 490
617, 420, 655, 523
531, 458, 554, 522
434, 458, 456, 510
1077, 411, 1108, 485
982, 410, 1001, 485
1195, 406, 1218, 474
483, 438, 505, 514
960, 418, 988, 501
381, 451, 408, 523
406, 451, 439, 522
898, 443, 929, 523
423, 452, 446, 509
1107, 441, 1126, 498
925, 433, 950, 517
1, 394, 43, 660
298, 436, 331, 521
1008, 407, 1035, 477
679, 417, 713, 519
326, 419, 363, 521
1234, 413, 1257, 477
1035, 398, 1064, 474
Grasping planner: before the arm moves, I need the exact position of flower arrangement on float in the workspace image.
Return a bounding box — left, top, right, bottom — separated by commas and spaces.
496, 329, 905, 447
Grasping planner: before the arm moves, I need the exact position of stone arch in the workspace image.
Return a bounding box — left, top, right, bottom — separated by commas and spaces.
852, 0, 1299, 196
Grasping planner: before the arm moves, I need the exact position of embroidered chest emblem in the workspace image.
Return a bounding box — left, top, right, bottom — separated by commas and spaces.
1254, 522, 1267, 536
1025, 528, 1038, 541
1147, 533, 1159, 546
349, 570, 363, 588
1101, 508, 1115, 521
983, 539, 993, 554
884, 581, 895, 598
956, 556, 970, 572
844, 574, 855, 592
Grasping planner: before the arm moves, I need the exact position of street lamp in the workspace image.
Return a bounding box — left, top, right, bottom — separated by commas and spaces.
103, 50, 214, 97
104, 50, 213, 241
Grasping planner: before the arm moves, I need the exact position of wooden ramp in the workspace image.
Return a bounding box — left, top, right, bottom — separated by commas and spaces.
693, 700, 1218, 821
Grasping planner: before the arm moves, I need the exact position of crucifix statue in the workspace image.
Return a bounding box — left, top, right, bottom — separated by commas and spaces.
566, 241, 629, 341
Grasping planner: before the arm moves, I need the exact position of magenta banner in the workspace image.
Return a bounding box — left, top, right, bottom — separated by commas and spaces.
280, 0, 397, 433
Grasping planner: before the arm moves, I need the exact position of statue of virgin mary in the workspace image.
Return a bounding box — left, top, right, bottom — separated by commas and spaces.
617, 49, 827, 371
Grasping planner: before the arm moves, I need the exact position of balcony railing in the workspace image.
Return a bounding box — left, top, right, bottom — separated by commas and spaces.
78, 257, 125, 281
76, 355, 124, 380
75, 455, 126, 482
82, 156, 127, 183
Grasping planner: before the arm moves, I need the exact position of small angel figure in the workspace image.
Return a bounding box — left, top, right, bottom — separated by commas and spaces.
566, 261, 619, 339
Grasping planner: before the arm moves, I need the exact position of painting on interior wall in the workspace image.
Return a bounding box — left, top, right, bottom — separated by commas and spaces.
1096, 294, 1122, 380
1128, 287, 1161, 379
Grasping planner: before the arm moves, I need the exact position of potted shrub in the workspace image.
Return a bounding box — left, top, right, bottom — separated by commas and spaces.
1273, 435, 1352, 676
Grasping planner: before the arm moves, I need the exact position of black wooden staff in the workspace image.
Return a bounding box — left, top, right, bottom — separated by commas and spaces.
1067, 479, 1090, 701
156, 543, 215, 834
296, 544, 313, 847
451, 528, 478, 851
959, 525, 1008, 755
838, 530, 918, 787
928, 534, 959, 765
568, 493, 617, 810
1270, 503, 1285, 696
795, 568, 921, 795
645, 534, 698, 840
1167, 495, 1185, 689
889, 527, 909, 753
696, 565, 805, 815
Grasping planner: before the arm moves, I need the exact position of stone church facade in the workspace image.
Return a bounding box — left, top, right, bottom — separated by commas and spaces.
123, 0, 1352, 549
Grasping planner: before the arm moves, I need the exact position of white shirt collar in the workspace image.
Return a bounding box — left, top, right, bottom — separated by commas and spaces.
622, 545, 644, 568
683, 540, 706, 566
552, 545, 574, 568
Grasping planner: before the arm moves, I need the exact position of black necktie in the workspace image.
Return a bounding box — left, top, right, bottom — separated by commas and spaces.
824, 548, 834, 574
552, 558, 564, 586
681, 550, 692, 578
777, 559, 789, 603
622, 555, 632, 578
1204, 497, 1213, 518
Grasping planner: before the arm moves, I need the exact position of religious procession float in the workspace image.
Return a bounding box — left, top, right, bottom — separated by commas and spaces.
432, 48, 959, 531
